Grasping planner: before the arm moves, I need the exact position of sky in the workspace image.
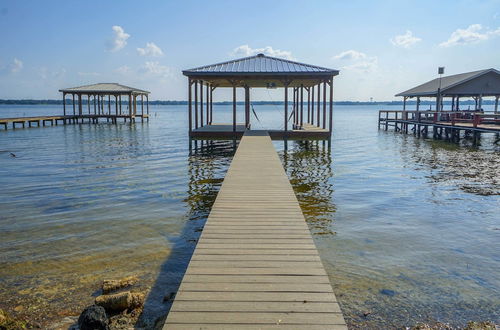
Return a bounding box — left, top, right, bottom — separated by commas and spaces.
0, 0, 499, 101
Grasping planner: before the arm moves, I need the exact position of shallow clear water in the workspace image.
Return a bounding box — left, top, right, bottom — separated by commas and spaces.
0, 104, 499, 329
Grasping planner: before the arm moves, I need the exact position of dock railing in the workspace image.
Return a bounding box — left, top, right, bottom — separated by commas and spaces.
378, 110, 500, 129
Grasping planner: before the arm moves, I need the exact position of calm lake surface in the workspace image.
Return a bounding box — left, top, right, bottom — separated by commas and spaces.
0, 104, 499, 329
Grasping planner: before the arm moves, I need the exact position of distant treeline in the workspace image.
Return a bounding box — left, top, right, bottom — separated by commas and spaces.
0, 99, 494, 106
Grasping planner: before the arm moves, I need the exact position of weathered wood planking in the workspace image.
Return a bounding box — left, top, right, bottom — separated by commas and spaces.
163, 131, 346, 329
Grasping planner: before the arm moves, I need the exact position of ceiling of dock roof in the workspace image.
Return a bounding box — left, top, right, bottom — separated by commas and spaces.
396, 68, 500, 97
182, 54, 339, 87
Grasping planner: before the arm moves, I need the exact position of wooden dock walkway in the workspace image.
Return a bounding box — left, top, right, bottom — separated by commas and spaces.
164, 131, 346, 329
0, 114, 149, 129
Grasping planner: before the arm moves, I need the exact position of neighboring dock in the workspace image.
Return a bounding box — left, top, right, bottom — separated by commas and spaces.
164, 131, 346, 329
1, 83, 151, 130
0, 114, 148, 129
379, 110, 500, 143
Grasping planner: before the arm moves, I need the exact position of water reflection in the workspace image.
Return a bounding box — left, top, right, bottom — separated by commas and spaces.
398, 136, 500, 196
279, 140, 337, 235
138, 140, 236, 328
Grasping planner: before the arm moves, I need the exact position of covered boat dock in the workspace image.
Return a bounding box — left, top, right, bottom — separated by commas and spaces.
183, 53, 339, 140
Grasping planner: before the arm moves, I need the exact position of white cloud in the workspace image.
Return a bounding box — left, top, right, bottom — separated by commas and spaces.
332, 50, 367, 61
142, 61, 170, 77
390, 30, 421, 48
107, 25, 130, 52
115, 65, 131, 75
78, 71, 100, 77
332, 50, 377, 73
10, 58, 23, 73
231, 45, 294, 60
439, 24, 500, 47
137, 42, 164, 57
342, 57, 378, 73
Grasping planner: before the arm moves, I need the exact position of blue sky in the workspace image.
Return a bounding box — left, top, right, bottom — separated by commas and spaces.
0, 0, 499, 101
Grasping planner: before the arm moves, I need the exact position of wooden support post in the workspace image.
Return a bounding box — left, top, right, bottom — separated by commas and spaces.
188, 79, 192, 133
232, 84, 236, 133
307, 87, 310, 124
88, 95, 91, 114
72, 94, 75, 115
292, 88, 296, 128
146, 95, 149, 118
322, 81, 327, 129
210, 86, 214, 124
478, 94, 483, 111
115, 95, 118, 115
141, 95, 144, 121
495, 96, 499, 114
200, 81, 204, 127
128, 93, 132, 119
206, 83, 210, 126
78, 94, 82, 116
62, 92, 66, 116
317, 83, 321, 127
108, 95, 111, 115
311, 85, 314, 125
329, 78, 333, 134
194, 80, 198, 129
94, 95, 97, 114
456, 96, 460, 111
284, 83, 289, 133
244, 85, 250, 129
300, 84, 304, 128
97, 95, 101, 115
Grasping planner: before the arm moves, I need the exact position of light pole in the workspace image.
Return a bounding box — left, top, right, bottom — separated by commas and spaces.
437, 67, 444, 111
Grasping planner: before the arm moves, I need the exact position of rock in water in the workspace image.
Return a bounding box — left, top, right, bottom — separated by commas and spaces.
95, 292, 145, 312
102, 275, 139, 294
78, 305, 109, 330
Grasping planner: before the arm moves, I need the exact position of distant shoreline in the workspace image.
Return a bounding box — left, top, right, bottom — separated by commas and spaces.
0, 99, 493, 106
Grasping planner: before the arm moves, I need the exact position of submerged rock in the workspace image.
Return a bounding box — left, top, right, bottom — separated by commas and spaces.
95, 292, 144, 312
77, 305, 109, 330
102, 276, 139, 294
464, 321, 497, 330
379, 289, 397, 296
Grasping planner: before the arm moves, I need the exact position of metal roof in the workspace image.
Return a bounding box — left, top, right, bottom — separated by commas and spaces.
59, 83, 150, 94
396, 68, 500, 97
183, 53, 339, 77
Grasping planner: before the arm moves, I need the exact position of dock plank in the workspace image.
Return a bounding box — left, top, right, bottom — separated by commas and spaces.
163, 131, 346, 329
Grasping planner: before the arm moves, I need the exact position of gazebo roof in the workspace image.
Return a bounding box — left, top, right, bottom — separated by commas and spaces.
59, 83, 150, 94
183, 54, 338, 87
396, 68, 500, 97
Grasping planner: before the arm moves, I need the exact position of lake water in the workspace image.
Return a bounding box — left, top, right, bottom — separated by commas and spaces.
0, 104, 499, 329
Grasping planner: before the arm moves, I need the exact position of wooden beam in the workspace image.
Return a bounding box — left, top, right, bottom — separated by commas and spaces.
63, 92, 66, 116
307, 87, 310, 124
317, 83, 320, 127
329, 78, 333, 134
210, 85, 213, 124
322, 81, 326, 129
206, 83, 210, 126
284, 84, 288, 132
311, 86, 314, 125
200, 81, 204, 127
188, 79, 193, 133
300, 84, 304, 128
88, 95, 91, 114
244, 85, 250, 129
232, 84, 236, 133
72, 94, 75, 115
194, 80, 198, 129
108, 95, 111, 115
495, 96, 499, 114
